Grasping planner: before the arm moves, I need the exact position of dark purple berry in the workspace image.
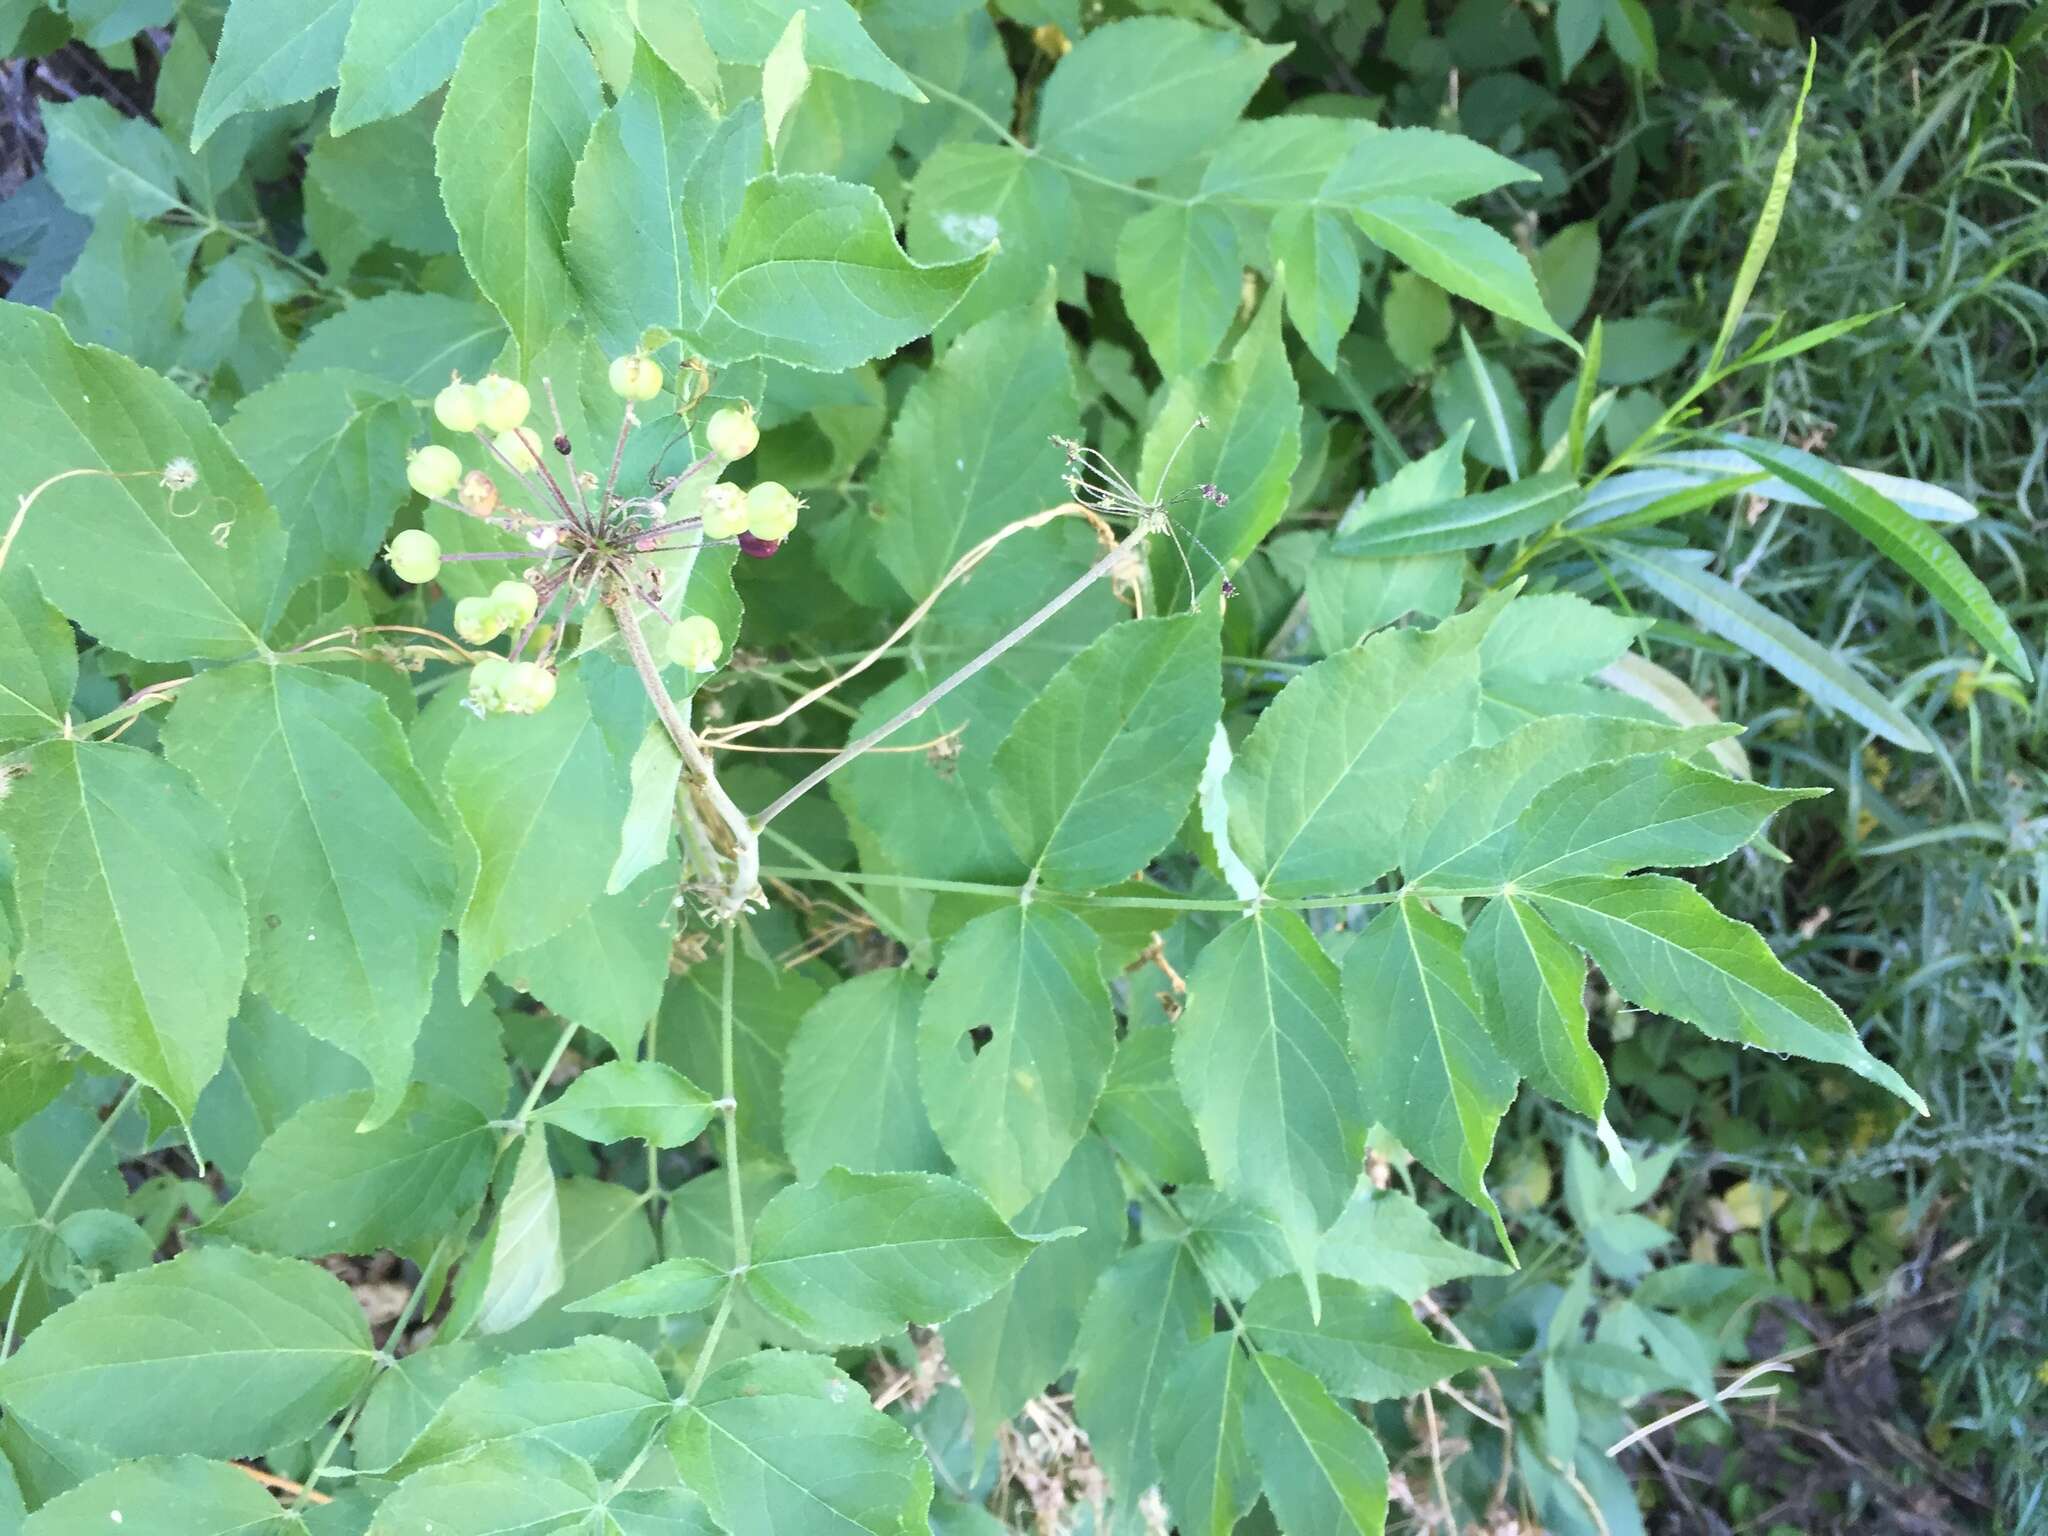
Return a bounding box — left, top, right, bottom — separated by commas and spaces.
738, 532, 781, 559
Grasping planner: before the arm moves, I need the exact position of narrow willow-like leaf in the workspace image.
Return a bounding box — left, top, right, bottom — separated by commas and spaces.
163, 663, 456, 1125
1706, 44, 1815, 374
1330, 470, 1577, 559
1466, 894, 1606, 1121
0, 1246, 376, 1457
434, 0, 603, 366
991, 610, 1222, 891
1175, 911, 1361, 1304
1343, 897, 1515, 1251
1244, 1353, 1390, 1536
1726, 435, 2030, 679
1609, 543, 1934, 751
670, 1351, 934, 1536
1530, 872, 1928, 1113
920, 904, 1113, 1216
3, 741, 244, 1122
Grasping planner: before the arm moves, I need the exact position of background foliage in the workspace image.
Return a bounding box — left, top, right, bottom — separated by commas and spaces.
0, 0, 2042, 1534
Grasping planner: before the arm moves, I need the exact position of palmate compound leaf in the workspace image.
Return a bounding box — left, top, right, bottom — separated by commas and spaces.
0, 303, 286, 663
1528, 873, 1928, 1113
919, 904, 1114, 1217
0, 1245, 377, 1458
1174, 910, 1362, 1310
990, 608, 1223, 892
746, 1169, 1051, 1346
1343, 897, 1517, 1253
1226, 591, 1503, 897
205, 1084, 496, 1260
2, 740, 245, 1123
669, 1350, 935, 1536
434, 0, 604, 367
162, 663, 458, 1127
18, 1455, 289, 1536
689, 174, 992, 373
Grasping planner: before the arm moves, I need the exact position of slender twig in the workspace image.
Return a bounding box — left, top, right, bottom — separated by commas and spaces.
684, 936, 745, 1399
1605, 1358, 1795, 1456
540, 378, 596, 527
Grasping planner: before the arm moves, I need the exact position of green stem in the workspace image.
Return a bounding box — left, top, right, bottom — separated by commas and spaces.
759, 827, 917, 950
752, 864, 1401, 913
509, 1020, 580, 1137
683, 934, 746, 1400
904, 73, 1178, 209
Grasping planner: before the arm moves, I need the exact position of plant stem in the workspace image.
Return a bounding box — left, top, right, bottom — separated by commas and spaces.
752, 864, 1402, 914
752, 525, 1149, 831
683, 935, 745, 1400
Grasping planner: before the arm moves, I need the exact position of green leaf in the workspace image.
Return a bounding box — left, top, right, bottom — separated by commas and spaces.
1153, 1333, 1257, 1536
1244, 1275, 1508, 1400
658, 951, 819, 1160
444, 670, 629, 999
206, 1084, 495, 1258
1343, 897, 1516, 1249
991, 611, 1222, 890
473, 1127, 566, 1334
372, 1438, 602, 1536
191, 0, 352, 148
1466, 895, 1606, 1121
162, 664, 457, 1123
783, 966, 945, 1183
0, 1245, 375, 1457
225, 369, 421, 589
1071, 1240, 1211, 1508
1272, 206, 1361, 371
1529, 873, 1928, 1113
334, 0, 496, 133
1226, 597, 1496, 896
352, 1340, 498, 1473
190, 999, 369, 1182
538, 1060, 716, 1147
1138, 296, 1303, 612
1036, 18, 1286, 183
391, 1334, 669, 1480
0, 303, 286, 662
2, 741, 244, 1123
1116, 201, 1243, 379
1175, 911, 1362, 1301
695, 0, 921, 99
1330, 470, 1576, 558
434, 0, 605, 366
670, 1350, 935, 1536
905, 146, 1073, 341
0, 993, 78, 1142
290, 292, 507, 394
1707, 44, 1813, 373
501, 862, 678, 1062
1725, 436, 2030, 680
747, 1168, 1045, 1346
1320, 125, 1540, 206
566, 43, 721, 354
0, 564, 75, 747
690, 173, 991, 372
942, 1136, 1125, 1450
566, 1255, 729, 1318
1308, 432, 1466, 649
870, 301, 1080, 601
18, 1455, 289, 1536
1244, 1354, 1390, 1536
920, 904, 1113, 1218
1353, 198, 1578, 349
1093, 1027, 1207, 1187
54, 218, 186, 372
40, 98, 183, 221
1607, 543, 1935, 752
1317, 1188, 1510, 1301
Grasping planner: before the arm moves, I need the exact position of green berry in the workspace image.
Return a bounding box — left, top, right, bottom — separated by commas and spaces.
494, 427, 541, 474
666, 614, 722, 671
468, 656, 514, 712
699, 482, 749, 540
386, 528, 442, 584
476, 375, 531, 433
454, 595, 507, 645
406, 445, 463, 500
704, 406, 759, 462
434, 382, 485, 433
501, 662, 557, 715
745, 480, 802, 542
609, 354, 664, 402
492, 579, 540, 629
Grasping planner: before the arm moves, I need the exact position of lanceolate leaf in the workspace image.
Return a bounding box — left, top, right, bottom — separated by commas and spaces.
1530, 873, 1928, 1113
1174, 911, 1362, 1302
163, 663, 457, 1125
1726, 435, 2030, 679
670, 1350, 935, 1536
920, 904, 1114, 1217
1343, 898, 1516, 1250
991, 610, 1222, 891
1244, 1353, 1391, 1536
748, 1169, 1046, 1346
3, 740, 245, 1122
0, 1246, 376, 1457
1466, 894, 1606, 1121
1330, 471, 1577, 559
434, 0, 604, 366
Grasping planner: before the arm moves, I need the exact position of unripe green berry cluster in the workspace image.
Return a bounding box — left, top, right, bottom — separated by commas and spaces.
455, 580, 541, 644
468, 656, 557, 715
